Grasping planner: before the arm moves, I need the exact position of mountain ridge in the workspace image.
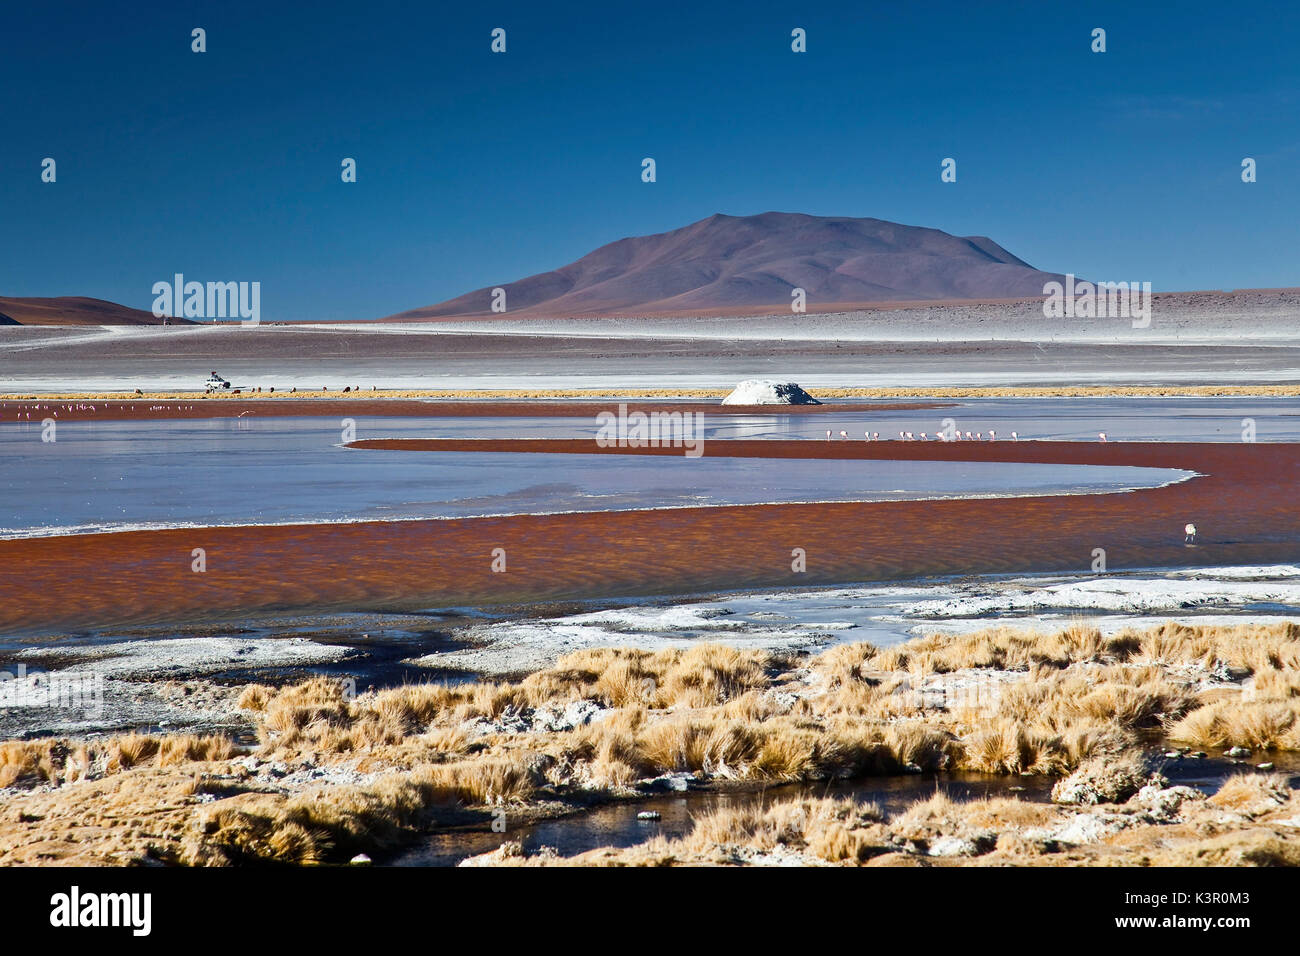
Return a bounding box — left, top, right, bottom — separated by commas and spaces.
0, 296, 183, 326
384, 211, 1067, 320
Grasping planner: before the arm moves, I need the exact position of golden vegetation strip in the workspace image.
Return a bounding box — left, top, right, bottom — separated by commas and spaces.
2, 620, 1299, 866
4, 384, 1300, 402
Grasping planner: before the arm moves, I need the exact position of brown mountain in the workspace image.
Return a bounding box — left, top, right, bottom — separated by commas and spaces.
0, 296, 181, 326
385, 212, 1067, 320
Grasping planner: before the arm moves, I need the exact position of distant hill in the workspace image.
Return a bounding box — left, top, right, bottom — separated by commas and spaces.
384, 212, 1068, 319
0, 296, 183, 326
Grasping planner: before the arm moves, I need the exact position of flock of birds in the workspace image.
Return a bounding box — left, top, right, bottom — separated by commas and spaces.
6, 401, 1117, 445
4, 401, 201, 420
825, 428, 1111, 442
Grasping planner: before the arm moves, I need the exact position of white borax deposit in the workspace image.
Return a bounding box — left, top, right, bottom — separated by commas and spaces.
720, 380, 821, 405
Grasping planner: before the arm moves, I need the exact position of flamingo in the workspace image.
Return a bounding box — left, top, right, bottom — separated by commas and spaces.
839, 430, 848, 440
872, 432, 879, 441
989, 429, 996, 441
1011, 431, 1018, 441
1099, 432, 1108, 442
826, 429, 832, 441
864, 431, 871, 441
964, 431, 973, 441
1184, 523, 1197, 544
899, 431, 905, 440
905, 431, 914, 441
920, 432, 928, 441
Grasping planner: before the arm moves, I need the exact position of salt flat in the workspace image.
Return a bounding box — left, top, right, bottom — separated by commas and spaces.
2, 291, 1298, 392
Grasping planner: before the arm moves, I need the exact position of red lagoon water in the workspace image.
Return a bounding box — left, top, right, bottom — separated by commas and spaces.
1, 440, 1297, 635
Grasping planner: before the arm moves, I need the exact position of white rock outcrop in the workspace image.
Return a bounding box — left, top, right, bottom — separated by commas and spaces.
720, 380, 821, 405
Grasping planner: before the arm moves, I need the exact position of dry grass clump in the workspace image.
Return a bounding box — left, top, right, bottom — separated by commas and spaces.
890, 790, 1014, 852
566, 709, 962, 786
950, 667, 1181, 774
1139, 622, 1300, 751
855, 622, 1133, 675
546, 644, 774, 709
260, 677, 355, 735
184, 756, 545, 865
1208, 773, 1293, 816
236, 683, 275, 711
156, 735, 238, 767
962, 719, 1063, 774
104, 734, 238, 773
1000, 668, 1191, 727
0, 741, 63, 788
855, 620, 1300, 682
1159, 831, 1300, 867
1251, 668, 1300, 698
248, 678, 465, 757
1131, 620, 1300, 671
0, 734, 239, 789
695, 797, 887, 858
1169, 698, 1300, 750
813, 642, 881, 686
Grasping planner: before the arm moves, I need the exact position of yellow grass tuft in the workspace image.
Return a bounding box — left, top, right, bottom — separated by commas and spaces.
1168, 700, 1300, 750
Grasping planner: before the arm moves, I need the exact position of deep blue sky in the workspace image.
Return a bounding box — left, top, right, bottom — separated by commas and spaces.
2, 0, 1298, 320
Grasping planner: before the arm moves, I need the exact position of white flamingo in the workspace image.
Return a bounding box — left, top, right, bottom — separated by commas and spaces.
1184, 523, 1197, 543
1011, 431, 1018, 441
839, 430, 848, 440
1099, 432, 1108, 442
826, 429, 832, 441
